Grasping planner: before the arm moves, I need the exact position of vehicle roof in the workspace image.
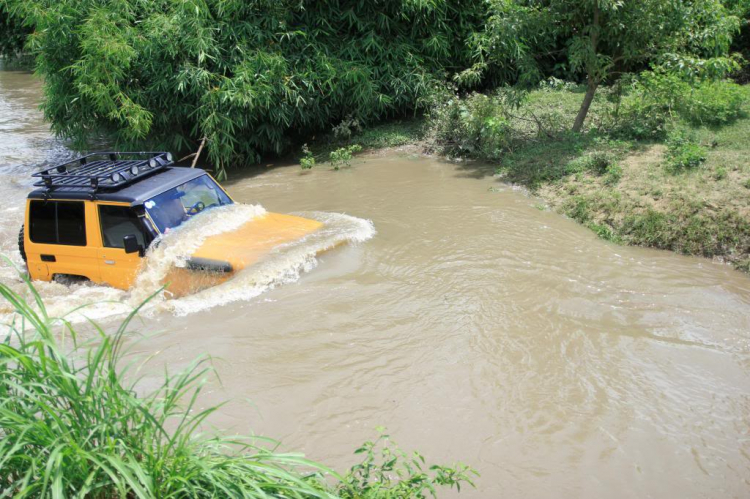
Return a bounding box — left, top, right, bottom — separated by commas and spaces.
28, 167, 207, 205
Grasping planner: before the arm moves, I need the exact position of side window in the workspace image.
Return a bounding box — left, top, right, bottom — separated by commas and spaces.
57, 202, 87, 245
99, 205, 146, 249
29, 201, 86, 246
29, 201, 57, 244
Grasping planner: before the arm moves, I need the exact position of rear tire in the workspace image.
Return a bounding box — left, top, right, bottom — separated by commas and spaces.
18, 225, 27, 262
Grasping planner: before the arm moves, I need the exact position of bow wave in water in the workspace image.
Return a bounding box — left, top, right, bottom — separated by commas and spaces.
0, 204, 375, 324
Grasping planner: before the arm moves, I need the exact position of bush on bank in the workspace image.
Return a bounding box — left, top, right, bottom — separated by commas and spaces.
1, 0, 491, 179
0, 276, 475, 497
427, 74, 748, 158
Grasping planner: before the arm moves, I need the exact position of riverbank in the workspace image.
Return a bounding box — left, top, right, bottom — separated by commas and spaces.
319, 82, 750, 273
498, 84, 750, 272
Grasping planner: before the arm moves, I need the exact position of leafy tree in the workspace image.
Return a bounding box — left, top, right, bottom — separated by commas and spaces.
725, 0, 750, 81
480, 0, 742, 132
3, 0, 490, 178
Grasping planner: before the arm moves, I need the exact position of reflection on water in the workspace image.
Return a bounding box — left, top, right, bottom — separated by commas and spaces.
1, 68, 750, 498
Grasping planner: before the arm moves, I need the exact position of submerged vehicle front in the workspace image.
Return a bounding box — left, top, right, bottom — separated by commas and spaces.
21, 152, 325, 296
142, 172, 324, 296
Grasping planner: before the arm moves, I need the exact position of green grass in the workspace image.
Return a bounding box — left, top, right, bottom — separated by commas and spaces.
0, 272, 476, 498
295, 118, 425, 170
352, 120, 425, 150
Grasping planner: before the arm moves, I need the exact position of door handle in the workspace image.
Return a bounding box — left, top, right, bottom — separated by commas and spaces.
104, 260, 116, 265
41, 254, 56, 262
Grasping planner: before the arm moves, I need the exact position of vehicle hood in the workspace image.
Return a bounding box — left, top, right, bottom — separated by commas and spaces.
189, 212, 323, 271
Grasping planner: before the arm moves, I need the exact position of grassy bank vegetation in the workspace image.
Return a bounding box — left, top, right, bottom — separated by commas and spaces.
426, 77, 750, 271
0, 276, 475, 497
2, 0, 744, 179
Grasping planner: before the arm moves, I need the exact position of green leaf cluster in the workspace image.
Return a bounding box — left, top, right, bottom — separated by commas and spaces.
329, 144, 363, 170
0, 3, 29, 59
663, 128, 708, 172
613, 72, 746, 139
3, 0, 488, 179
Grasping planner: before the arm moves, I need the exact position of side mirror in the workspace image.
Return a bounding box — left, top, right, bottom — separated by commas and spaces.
123, 235, 142, 255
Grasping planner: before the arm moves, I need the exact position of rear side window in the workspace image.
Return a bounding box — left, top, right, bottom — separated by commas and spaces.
29, 201, 87, 246
99, 205, 147, 249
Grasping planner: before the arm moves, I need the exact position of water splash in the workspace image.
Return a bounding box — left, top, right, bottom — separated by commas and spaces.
129, 203, 267, 304
166, 211, 376, 315
0, 205, 375, 325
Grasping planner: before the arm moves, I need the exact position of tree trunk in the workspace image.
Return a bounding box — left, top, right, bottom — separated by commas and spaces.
572, 78, 598, 133
573, 3, 600, 133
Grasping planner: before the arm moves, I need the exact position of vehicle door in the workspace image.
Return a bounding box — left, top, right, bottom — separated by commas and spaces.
26, 199, 101, 282
97, 204, 150, 290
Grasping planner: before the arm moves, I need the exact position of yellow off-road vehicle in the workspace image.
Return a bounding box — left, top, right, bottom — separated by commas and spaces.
19, 152, 322, 295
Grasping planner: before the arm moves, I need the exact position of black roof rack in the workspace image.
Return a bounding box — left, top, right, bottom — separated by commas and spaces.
32, 151, 174, 197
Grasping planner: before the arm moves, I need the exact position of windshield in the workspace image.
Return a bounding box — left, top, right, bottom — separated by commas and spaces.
144, 175, 233, 233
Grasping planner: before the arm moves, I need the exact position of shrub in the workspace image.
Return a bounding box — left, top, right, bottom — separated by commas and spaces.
332, 115, 363, 142
336, 431, 476, 498
300, 144, 316, 170
0, 275, 476, 497
329, 144, 363, 170
614, 71, 746, 138
614, 71, 689, 139
680, 80, 746, 126
427, 92, 510, 160
538, 77, 579, 93
664, 129, 707, 173
603, 163, 623, 185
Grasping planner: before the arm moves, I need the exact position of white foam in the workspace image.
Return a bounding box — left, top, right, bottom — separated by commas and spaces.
129, 204, 266, 304
165, 211, 376, 315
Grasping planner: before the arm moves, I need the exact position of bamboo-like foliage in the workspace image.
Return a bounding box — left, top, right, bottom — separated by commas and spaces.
2, 0, 489, 178
0, 3, 28, 59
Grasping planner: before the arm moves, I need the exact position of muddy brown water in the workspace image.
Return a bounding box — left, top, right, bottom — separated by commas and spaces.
2, 68, 750, 498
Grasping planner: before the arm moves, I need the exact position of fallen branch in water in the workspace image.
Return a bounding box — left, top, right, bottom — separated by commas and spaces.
191, 137, 207, 168
177, 137, 208, 165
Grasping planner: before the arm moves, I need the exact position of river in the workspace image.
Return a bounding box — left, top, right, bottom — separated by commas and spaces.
1, 67, 750, 498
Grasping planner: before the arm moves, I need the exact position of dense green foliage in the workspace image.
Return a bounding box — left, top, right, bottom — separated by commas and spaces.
1, 0, 747, 175
476, 0, 742, 131
0, 4, 29, 59
728, 0, 750, 81
663, 128, 708, 172
2, 0, 488, 178
0, 276, 475, 498
613, 72, 746, 139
